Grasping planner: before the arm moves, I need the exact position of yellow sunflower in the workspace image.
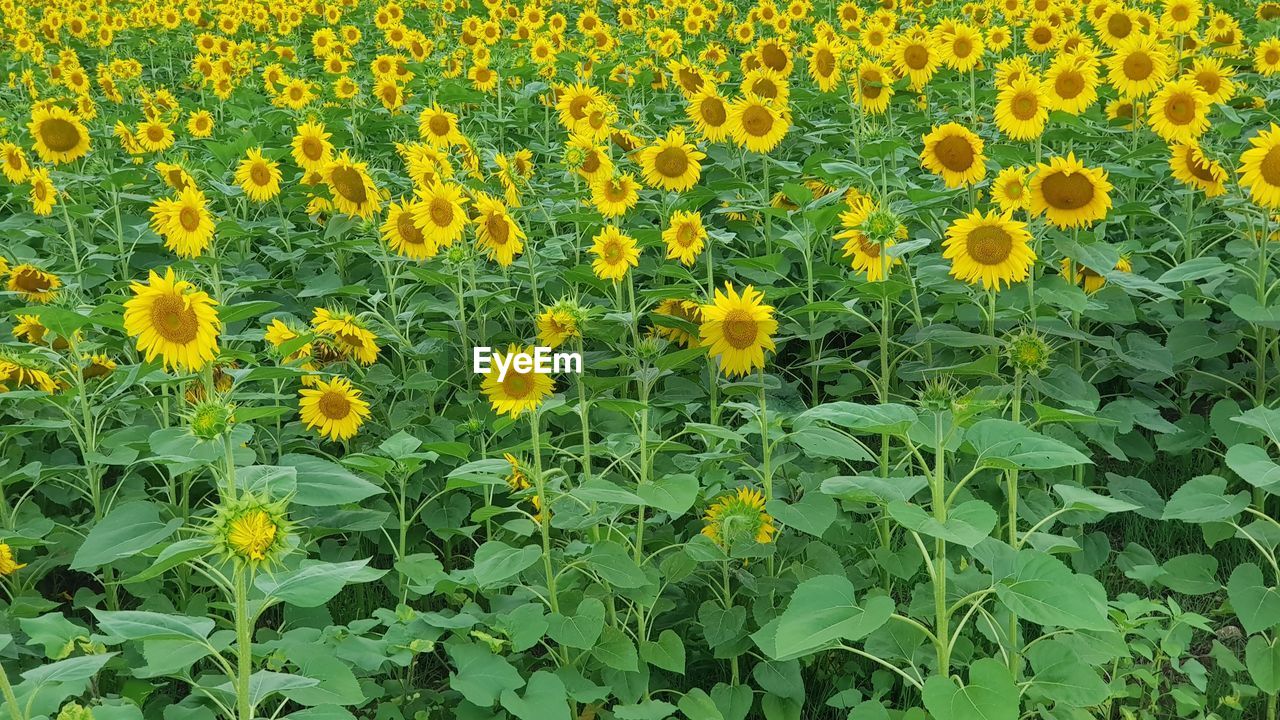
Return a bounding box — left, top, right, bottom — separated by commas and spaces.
7, 264, 61, 304
418, 103, 464, 147
28, 105, 91, 164
537, 305, 580, 349
1061, 254, 1132, 294
12, 314, 47, 344
992, 166, 1031, 212
28, 167, 56, 216
1256, 38, 1280, 76
187, 110, 214, 138
299, 376, 371, 442
411, 180, 469, 247
481, 344, 555, 417
1043, 56, 1100, 115
149, 185, 216, 258
0, 142, 31, 183
235, 148, 283, 202
701, 487, 777, 547
322, 152, 382, 220
1029, 153, 1113, 228
1107, 35, 1171, 98
590, 173, 640, 218
700, 283, 778, 378
651, 299, 704, 348
1168, 143, 1226, 197
1238, 123, 1280, 209
727, 97, 790, 154
1187, 57, 1236, 104
136, 119, 175, 153
1147, 76, 1210, 144
291, 121, 333, 172
567, 135, 615, 181
891, 35, 941, 89
380, 198, 436, 260
311, 307, 380, 365
920, 122, 987, 188
638, 127, 705, 192
996, 77, 1048, 141
944, 209, 1036, 290
854, 61, 895, 115
835, 197, 903, 282
590, 226, 640, 281
472, 192, 526, 267
663, 210, 708, 266
123, 268, 221, 371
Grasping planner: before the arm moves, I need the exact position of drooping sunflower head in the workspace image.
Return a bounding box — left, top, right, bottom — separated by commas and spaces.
208, 492, 294, 569
701, 487, 777, 549
651, 299, 704, 348
1169, 142, 1227, 197
0, 351, 60, 393
7, 264, 62, 304
504, 452, 530, 492
310, 307, 380, 365
0, 543, 26, 576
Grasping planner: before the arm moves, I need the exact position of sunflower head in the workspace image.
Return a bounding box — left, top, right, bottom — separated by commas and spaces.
916, 375, 962, 413
0, 543, 26, 576
701, 487, 777, 549
187, 399, 235, 440
208, 493, 293, 569
1005, 329, 1052, 376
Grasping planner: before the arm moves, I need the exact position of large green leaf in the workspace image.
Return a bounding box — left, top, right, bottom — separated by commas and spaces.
922, 658, 1018, 720
256, 559, 382, 607
1162, 475, 1249, 523
1225, 444, 1280, 494
1025, 639, 1109, 707
92, 610, 214, 643
279, 453, 384, 506
995, 550, 1111, 630
888, 500, 996, 548
70, 502, 182, 570
1228, 563, 1280, 634
964, 419, 1090, 470
769, 575, 893, 658
795, 402, 918, 436
500, 670, 569, 720
1248, 635, 1280, 694
446, 642, 524, 707
546, 598, 605, 649
471, 541, 541, 589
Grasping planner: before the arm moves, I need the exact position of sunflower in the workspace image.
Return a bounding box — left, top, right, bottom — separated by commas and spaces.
0, 545, 24, 576
28, 167, 56, 216
701, 487, 777, 547
940, 23, 984, 72
700, 283, 777, 378
891, 35, 941, 89
1147, 76, 1210, 144
854, 61, 895, 114
149, 185, 216, 258
1161, 0, 1201, 32
481, 344, 555, 417
311, 307, 380, 365
1107, 35, 1171, 97
264, 317, 312, 359
567, 135, 614, 181
943, 209, 1036, 290
996, 77, 1048, 141
1029, 153, 1113, 228
1167, 143, 1226, 197
651, 299, 704, 348
322, 152, 382, 219
123, 268, 221, 371
920, 123, 986, 188
28, 105, 91, 164
1106, 98, 1137, 128
380, 198, 436, 260
418, 103, 464, 147
537, 304, 581, 349
12, 314, 47, 344
156, 162, 194, 191
1257, 38, 1280, 76
1043, 56, 1100, 115
187, 110, 214, 137
472, 192, 526, 267
1098, 6, 1139, 48
1061, 254, 1132, 294
412, 180, 469, 247
210, 493, 293, 568
469, 63, 499, 92
7, 264, 61, 304
687, 87, 733, 142
82, 354, 117, 380
136, 119, 175, 153
992, 166, 1031, 212
1024, 20, 1058, 53
0, 142, 31, 183
590, 173, 640, 218
638, 127, 705, 192
291, 121, 333, 172
663, 210, 708, 267
0, 353, 59, 393
835, 197, 903, 282
299, 376, 371, 442
807, 36, 843, 91
1187, 57, 1236, 104
504, 452, 530, 492
727, 97, 790, 154
555, 82, 605, 128
235, 148, 282, 202
590, 226, 640, 281
1238, 123, 1280, 209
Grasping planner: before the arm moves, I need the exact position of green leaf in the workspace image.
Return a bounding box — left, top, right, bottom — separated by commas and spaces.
1235, 407, 1280, 445
282, 655, 365, 707
70, 502, 182, 570
472, 541, 541, 589
637, 474, 698, 517
964, 419, 1090, 470
446, 643, 524, 707
19, 614, 85, 660
255, 559, 381, 607
996, 550, 1111, 630
766, 493, 837, 538
500, 670, 569, 720
614, 700, 679, 720
788, 426, 873, 462
1225, 444, 1280, 493
795, 402, 917, 436
279, 454, 383, 506
587, 540, 646, 588
888, 500, 997, 548
123, 538, 215, 585
1228, 563, 1280, 634
678, 689, 724, 720
593, 625, 639, 671
1162, 475, 1249, 523
21, 653, 116, 685
922, 658, 1018, 720
770, 575, 894, 658
641, 629, 686, 674
1025, 639, 1109, 707
1247, 635, 1280, 694
821, 475, 928, 504
92, 610, 214, 643
546, 598, 605, 649
1052, 484, 1140, 513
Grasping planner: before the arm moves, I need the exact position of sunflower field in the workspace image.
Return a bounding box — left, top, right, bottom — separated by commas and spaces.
7, 0, 1280, 717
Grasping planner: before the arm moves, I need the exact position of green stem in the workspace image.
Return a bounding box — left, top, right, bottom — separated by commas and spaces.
0, 660, 24, 720
235, 567, 253, 720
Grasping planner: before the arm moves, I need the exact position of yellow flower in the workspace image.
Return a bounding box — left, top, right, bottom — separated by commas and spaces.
123, 268, 221, 371
187, 110, 214, 137
995, 77, 1047, 141
992, 166, 1031, 213
323, 152, 382, 220
291, 121, 333, 172
28, 167, 56, 216
0, 544, 26, 575
1238, 123, 1280, 209
638, 127, 705, 192
480, 344, 555, 417
28, 104, 90, 164
7, 264, 61, 304
943, 209, 1036, 290
0, 142, 31, 183
727, 97, 790, 154
1061, 254, 1132, 294
700, 283, 777, 378
1029, 153, 1113, 229
663, 210, 707, 266
651, 299, 704, 348
311, 308, 380, 365
212, 494, 292, 567
299, 376, 371, 442
589, 173, 640, 218
148, 185, 216, 258
687, 87, 732, 142
537, 306, 580, 349
12, 314, 47, 344
472, 192, 526, 267
920, 122, 986, 188
381, 199, 436, 260
412, 180, 469, 248
590, 226, 640, 281
235, 148, 283, 202
701, 487, 777, 547
418, 103, 464, 147
1147, 76, 1210, 145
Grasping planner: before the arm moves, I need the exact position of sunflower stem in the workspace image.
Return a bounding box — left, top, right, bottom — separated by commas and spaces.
234, 566, 254, 720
